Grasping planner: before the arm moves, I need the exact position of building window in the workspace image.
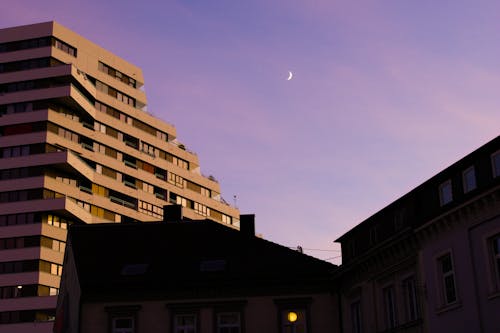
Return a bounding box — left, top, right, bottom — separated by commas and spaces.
462, 166, 477, 193
216, 312, 241, 333
2, 145, 30, 158
0, 284, 55, 299
0, 309, 55, 324
168, 172, 185, 188
122, 175, 137, 189
155, 167, 167, 180
490, 234, 500, 291
437, 253, 457, 305
0, 213, 36, 226
0, 236, 64, 253
171, 194, 188, 208
140, 141, 157, 157
193, 202, 209, 217
96, 80, 135, 107
172, 156, 189, 170
350, 301, 361, 333
105, 305, 140, 333
123, 134, 139, 149
280, 309, 307, 333
0, 36, 51, 53
0, 58, 62, 74
383, 285, 397, 329
275, 298, 310, 333
112, 317, 134, 333
221, 214, 232, 225
492, 150, 500, 178
439, 180, 453, 206
201, 187, 211, 198
174, 314, 197, 333
157, 131, 168, 142
98, 62, 137, 88
46, 214, 69, 229
123, 155, 137, 169
402, 276, 419, 322
51, 37, 77, 57
154, 187, 166, 200
138, 201, 163, 219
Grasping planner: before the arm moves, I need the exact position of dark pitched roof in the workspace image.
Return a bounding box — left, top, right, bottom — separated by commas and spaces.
68, 220, 336, 301
336, 135, 500, 243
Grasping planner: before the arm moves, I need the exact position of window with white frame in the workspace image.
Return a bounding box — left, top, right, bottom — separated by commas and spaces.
350, 300, 361, 333
112, 316, 134, 333
437, 253, 457, 305
462, 166, 477, 193
216, 312, 241, 333
383, 285, 397, 329
439, 180, 453, 206
402, 276, 419, 322
174, 314, 197, 333
105, 306, 140, 333
492, 150, 500, 178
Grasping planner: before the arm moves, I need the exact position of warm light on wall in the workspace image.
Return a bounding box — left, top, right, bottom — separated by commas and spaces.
287, 311, 298, 323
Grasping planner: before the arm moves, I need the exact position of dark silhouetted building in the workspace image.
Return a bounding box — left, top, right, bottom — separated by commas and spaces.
336, 136, 500, 333
57, 213, 339, 333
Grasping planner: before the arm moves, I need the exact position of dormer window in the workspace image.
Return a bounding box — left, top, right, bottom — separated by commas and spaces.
439, 180, 453, 206
492, 150, 500, 178
462, 166, 477, 193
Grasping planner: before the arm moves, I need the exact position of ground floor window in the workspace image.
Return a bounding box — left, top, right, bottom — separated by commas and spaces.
274, 298, 311, 333
216, 312, 241, 333
112, 316, 134, 333
174, 313, 197, 333
105, 305, 140, 333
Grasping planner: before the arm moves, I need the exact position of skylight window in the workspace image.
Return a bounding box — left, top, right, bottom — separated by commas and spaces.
120, 263, 149, 276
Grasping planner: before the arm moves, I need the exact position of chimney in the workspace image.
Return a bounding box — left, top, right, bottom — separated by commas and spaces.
239, 214, 255, 237
163, 205, 183, 222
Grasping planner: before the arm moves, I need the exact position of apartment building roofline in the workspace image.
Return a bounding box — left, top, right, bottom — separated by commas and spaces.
336, 135, 500, 243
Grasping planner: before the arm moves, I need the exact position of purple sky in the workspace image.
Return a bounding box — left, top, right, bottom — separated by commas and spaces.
3, 1, 500, 263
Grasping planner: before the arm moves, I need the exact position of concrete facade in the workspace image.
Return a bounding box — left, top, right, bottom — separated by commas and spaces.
0, 21, 239, 332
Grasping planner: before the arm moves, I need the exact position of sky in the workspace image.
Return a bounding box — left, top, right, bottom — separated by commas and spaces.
2, 1, 500, 263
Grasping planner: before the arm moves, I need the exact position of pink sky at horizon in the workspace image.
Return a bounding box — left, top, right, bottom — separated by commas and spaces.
2, 1, 499, 263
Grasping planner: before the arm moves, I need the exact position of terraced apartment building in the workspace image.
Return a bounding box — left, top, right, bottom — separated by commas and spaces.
0, 21, 239, 333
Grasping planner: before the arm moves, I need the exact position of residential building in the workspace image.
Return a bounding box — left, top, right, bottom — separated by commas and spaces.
0, 21, 239, 332
335, 136, 500, 333
56, 212, 338, 333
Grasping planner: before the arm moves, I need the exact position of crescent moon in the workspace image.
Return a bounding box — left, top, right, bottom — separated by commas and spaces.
287, 71, 293, 81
